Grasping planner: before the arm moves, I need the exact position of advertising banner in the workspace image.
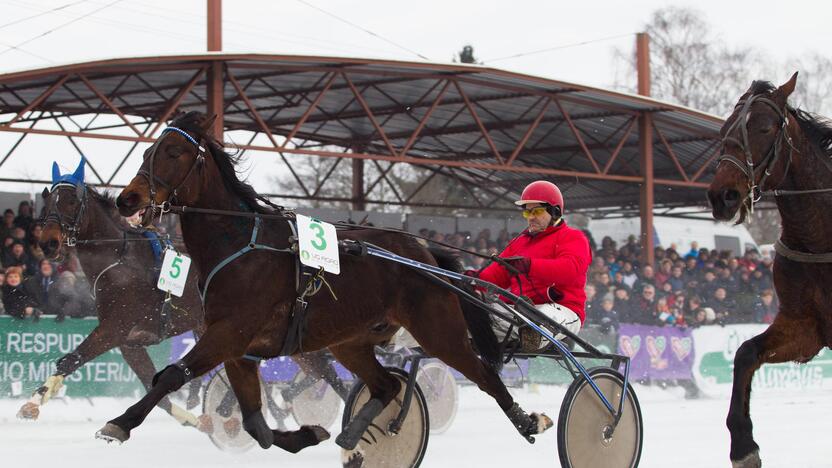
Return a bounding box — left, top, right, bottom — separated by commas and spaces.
692, 324, 832, 396
0, 317, 170, 398
617, 324, 695, 380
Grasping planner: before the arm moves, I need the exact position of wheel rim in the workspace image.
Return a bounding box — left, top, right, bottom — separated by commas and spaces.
202, 368, 267, 453
346, 373, 429, 467
416, 363, 458, 434
291, 371, 342, 429
562, 373, 641, 468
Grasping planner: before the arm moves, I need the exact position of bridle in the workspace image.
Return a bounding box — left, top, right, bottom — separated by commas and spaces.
716, 93, 797, 213
40, 182, 87, 247
137, 126, 206, 220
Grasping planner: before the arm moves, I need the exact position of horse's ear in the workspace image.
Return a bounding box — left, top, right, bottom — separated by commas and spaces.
776, 72, 798, 101
41, 187, 49, 200
72, 158, 85, 184
51, 162, 61, 186
198, 114, 218, 135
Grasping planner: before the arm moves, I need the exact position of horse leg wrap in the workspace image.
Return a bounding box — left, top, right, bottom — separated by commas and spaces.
504, 402, 538, 443
151, 360, 192, 391
243, 411, 274, 449
336, 399, 385, 450
56, 352, 83, 376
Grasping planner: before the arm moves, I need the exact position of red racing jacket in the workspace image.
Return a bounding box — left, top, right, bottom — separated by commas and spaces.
478, 221, 591, 323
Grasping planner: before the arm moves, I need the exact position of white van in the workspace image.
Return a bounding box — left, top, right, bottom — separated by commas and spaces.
588, 216, 758, 257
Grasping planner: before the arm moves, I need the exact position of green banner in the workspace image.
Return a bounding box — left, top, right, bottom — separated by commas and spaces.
0, 316, 171, 398
692, 324, 832, 396
528, 325, 618, 385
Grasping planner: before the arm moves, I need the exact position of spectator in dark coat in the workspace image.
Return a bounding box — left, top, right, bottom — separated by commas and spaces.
0, 209, 15, 242
2, 266, 37, 319
3, 241, 32, 276
630, 284, 658, 324
752, 289, 778, 324
613, 286, 635, 323
707, 287, 737, 324
633, 264, 656, 294
667, 266, 685, 293
13, 201, 34, 233
24, 259, 56, 315
596, 294, 620, 334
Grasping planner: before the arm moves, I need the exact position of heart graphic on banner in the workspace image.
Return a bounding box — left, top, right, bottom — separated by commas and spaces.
646, 335, 667, 359
619, 335, 642, 357
671, 337, 692, 361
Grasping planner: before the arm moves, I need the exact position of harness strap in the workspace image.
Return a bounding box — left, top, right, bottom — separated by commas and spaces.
198, 216, 293, 304
774, 239, 832, 263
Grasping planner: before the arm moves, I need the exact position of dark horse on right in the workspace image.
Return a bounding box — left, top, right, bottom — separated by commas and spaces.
105, 112, 553, 465
709, 72, 832, 467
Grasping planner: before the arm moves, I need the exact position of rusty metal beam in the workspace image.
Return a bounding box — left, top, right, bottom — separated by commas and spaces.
78, 75, 142, 136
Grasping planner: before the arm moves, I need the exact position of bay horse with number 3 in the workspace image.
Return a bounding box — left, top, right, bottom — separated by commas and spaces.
708, 72, 832, 468
105, 111, 552, 465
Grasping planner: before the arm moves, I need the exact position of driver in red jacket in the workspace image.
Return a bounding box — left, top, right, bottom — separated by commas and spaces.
476, 180, 591, 349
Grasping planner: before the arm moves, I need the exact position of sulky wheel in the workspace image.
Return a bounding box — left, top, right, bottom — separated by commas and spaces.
557, 367, 643, 468
290, 370, 343, 430
201, 368, 268, 453
415, 361, 458, 434
341, 367, 429, 467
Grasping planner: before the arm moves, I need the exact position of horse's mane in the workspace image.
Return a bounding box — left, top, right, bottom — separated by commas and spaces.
85, 185, 140, 231
169, 112, 273, 214
749, 80, 832, 159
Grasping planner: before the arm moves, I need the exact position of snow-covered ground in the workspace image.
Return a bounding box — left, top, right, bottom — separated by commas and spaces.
1, 384, 828, 467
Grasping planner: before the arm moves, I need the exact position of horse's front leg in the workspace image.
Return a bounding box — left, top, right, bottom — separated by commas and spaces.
18, 324, 119, 420
223, 357, 330, 452
95, 319, 248, 444
119, 345, 201, 429
727, 315, 821, 468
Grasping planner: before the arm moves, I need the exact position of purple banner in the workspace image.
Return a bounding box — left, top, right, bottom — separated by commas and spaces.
617, 324, 695, 380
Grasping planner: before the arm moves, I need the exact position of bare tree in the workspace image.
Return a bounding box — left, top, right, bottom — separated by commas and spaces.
614, 7, 763, 117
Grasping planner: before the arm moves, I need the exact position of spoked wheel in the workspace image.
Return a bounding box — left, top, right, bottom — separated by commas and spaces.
415, 361, 458, 434
557, 367, 643, 468
202, 368, 268, 453
342, 367, 429, 467
290, 370, 343, 430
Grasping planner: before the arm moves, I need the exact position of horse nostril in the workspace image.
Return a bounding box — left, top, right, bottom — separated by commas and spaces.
48, 239, 59, 251
723, 189, 740, 205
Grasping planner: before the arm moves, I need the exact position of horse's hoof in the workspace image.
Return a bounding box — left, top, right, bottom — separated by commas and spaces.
17, 402, 40, 420
95, 423, 130, 444
196, 414, 214, 434
223, 417, 241, 438
530, 412, 553, 434
732, 450, 762, 468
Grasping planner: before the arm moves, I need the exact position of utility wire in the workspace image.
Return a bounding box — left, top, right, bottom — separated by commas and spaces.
485, 32, 635, 63
0, 0, 124, 57
295, 0, 430, 61
0, 0, 90, 30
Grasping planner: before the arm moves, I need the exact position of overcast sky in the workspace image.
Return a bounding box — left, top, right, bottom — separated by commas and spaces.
0, 0, 827, 198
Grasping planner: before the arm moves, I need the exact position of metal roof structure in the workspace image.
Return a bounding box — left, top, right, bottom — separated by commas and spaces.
0, 53, 723, 215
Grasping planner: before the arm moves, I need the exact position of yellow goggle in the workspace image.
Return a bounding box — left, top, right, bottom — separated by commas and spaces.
521, 206, 548, 219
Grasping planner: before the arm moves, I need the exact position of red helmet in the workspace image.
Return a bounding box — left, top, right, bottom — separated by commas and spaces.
515, 180, 563, 212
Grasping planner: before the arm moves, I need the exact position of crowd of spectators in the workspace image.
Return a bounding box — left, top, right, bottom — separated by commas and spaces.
0, 200, 94, 322
6, 208, 777, 331
418, 226, 777, 333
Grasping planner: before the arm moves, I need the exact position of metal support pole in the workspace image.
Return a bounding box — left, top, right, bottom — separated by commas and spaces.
352, 158, 366, 211
206, 0, 224, 139
637, 32, 655, 267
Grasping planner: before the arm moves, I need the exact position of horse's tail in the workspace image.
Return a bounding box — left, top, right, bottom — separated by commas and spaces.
428, 247, 502, 371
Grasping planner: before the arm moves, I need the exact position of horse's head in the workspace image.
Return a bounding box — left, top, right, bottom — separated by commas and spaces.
40, 159, 87, 259
116, 112, 216, 226
708, 73, 798, 222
